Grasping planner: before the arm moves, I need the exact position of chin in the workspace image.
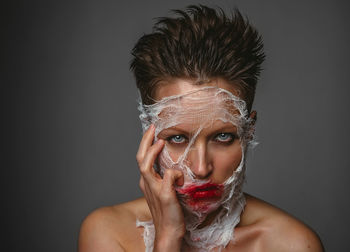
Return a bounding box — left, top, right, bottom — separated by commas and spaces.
183, 198, 222, 216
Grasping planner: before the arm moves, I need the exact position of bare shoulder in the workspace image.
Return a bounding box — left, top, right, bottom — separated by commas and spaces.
78, 197, 150, 252
241, 194, 324, 252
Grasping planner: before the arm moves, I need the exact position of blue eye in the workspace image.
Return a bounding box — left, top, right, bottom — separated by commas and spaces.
168, 135, 186, 144
215, 133, 234, 143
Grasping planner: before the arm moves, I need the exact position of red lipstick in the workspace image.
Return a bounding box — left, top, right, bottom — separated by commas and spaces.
177, 183, 224, 200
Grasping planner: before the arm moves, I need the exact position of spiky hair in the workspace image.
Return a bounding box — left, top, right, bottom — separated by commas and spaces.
130, 5, 265, 110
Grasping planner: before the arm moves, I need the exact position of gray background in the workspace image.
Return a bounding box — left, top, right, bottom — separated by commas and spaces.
3, 0, 350, 251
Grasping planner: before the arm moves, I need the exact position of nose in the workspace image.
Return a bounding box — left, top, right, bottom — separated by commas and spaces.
187, 140, 212, 179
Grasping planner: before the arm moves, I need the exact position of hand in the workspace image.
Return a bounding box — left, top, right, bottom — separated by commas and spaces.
136, 125, 185, 251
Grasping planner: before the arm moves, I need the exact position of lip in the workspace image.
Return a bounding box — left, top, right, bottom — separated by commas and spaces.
177, 182, 224, 200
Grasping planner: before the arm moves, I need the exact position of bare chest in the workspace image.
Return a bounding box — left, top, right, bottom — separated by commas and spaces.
123, 226, 264, 252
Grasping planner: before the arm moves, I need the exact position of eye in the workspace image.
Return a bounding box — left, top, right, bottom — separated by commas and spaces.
214, 133, 235, 143
167, 135, 187, 144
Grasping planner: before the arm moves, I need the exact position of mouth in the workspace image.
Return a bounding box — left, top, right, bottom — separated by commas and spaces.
177, 182, 224, 200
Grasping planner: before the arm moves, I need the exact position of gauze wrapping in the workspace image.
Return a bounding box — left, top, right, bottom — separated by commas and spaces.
136, 86, 256, 251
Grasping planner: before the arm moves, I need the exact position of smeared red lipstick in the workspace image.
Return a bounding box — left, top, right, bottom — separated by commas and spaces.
177, 183, 224, 200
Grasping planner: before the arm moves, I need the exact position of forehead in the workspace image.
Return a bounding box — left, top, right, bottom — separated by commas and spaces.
147, 86, 248, 137
154, 78, 243, 101
157, 88, 241, 123
159, 119, 238, 136
139, 82, 250, 139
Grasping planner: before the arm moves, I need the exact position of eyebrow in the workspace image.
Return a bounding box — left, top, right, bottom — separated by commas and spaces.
159, 127, 189, 135
212, 124, 237, 131
159, 124, 238, 136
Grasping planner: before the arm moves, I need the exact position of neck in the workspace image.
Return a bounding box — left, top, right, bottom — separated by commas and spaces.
181, 193, 246, 251
192, 205, 224, 229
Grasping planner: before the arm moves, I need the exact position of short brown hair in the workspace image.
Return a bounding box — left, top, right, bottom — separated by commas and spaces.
130, 5, 265, 111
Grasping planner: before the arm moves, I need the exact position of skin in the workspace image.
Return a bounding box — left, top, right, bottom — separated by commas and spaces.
78, 78, 324, 252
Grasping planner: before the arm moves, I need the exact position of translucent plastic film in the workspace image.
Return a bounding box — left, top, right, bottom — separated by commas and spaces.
137, 86, 256, 251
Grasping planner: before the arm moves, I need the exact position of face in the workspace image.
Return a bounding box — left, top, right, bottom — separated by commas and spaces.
157, 117, 242, 184
154, 78, 244, 185
144, 78, 255, 214
137, 77, 256, 215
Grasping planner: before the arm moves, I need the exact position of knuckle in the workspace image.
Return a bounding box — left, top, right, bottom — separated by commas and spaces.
136, 153, 143, 164
164, 169, 175, 178
139, 166, 147, 175
139, 177, 145, 192
164, 168, 172, 175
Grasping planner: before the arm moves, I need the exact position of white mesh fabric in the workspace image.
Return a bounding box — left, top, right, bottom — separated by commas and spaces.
137, 86, 256, 251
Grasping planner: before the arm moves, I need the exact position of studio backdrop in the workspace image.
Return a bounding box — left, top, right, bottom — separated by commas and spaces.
3, 0, 350, 251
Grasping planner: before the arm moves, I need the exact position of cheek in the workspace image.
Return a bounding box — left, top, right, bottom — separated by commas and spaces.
210, 142, 243, 180
164, 143, 186, 162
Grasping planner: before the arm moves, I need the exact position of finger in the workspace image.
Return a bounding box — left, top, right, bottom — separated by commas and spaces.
162, 169, 184, 192
139, 139, 165, 177
158, 169, 184, 205
136, 124, 155, 164
139, 176, 145, 192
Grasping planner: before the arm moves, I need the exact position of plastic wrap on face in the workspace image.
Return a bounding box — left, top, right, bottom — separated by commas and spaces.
137, 86, 256, 251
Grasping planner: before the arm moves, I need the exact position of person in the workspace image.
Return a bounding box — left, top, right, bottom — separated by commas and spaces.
78, 5, 324, 252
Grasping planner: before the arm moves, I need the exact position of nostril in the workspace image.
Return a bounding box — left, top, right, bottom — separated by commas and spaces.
194, 169, 213, 180
190, 160, 213, 179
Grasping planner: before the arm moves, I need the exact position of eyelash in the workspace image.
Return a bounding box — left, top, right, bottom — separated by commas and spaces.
166, 133, 236, 145
213, 133, 236, 144
167, 135, 187, 144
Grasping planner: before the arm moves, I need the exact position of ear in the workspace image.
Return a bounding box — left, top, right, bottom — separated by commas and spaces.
249, 110, 257, 125
247, 110, 257, 141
